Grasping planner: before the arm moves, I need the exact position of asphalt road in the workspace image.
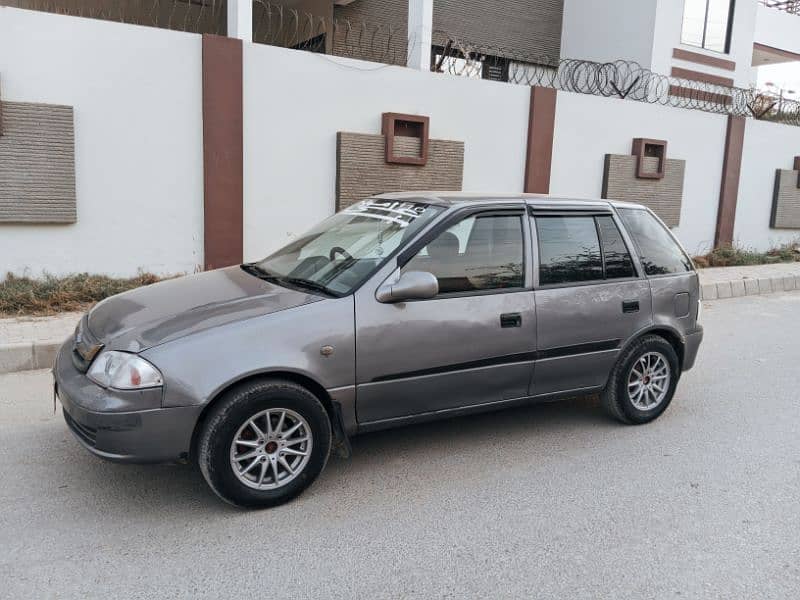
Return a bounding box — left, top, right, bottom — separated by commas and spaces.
1, 293, 799, 599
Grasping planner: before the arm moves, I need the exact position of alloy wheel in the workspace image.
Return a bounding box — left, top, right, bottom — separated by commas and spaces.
229, 408, 313, 490
627, 352, 671, 410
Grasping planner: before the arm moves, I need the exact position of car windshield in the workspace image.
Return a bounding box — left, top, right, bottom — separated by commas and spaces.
250, 199, 442, 296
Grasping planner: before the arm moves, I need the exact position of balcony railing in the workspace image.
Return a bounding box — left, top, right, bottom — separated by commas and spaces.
758, 0, 800, 15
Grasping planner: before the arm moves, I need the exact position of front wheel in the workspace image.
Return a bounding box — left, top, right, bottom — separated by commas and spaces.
602, 335, 680, 425
197, 379, 332, 508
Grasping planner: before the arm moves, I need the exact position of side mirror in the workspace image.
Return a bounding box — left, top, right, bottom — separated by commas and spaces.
376, 271, 439, 303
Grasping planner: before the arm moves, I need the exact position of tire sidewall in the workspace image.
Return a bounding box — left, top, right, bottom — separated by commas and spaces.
616, 338, 680, 424
201, 382, 331, 508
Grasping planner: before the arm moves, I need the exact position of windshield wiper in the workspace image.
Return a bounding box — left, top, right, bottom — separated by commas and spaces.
242, 264, 338, 297
240, 263, 278, 281
281, 277, 339, 298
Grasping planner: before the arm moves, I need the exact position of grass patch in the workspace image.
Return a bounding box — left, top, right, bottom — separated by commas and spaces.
0, 272, 164, 317
693, 240, 800, 268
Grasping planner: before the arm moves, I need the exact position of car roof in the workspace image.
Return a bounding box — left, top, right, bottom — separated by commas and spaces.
370, 191, 646, 211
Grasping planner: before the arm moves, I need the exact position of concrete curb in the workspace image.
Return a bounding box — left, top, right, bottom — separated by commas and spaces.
700, 274, 799, 301
0, 341, 61, 376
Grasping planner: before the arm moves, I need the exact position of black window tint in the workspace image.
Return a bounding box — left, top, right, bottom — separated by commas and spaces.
618, 208, 692, 276
536, 216, 603, 285
596, 216, 635, 279
403, 214, 524, 294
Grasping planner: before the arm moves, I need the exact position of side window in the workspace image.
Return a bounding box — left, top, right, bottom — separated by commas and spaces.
618, 208, 692, 276
402, 214, 525, 294
536, 216, 603, 285
596, 216, 636, 279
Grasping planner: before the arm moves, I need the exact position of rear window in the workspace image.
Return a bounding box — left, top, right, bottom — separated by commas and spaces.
618, 208, 692, 276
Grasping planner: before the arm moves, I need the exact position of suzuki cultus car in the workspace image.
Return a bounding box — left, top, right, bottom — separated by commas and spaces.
56, 193, 703, 508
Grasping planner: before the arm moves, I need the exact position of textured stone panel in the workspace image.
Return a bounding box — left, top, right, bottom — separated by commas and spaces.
336, 132, 463, 210
602, 155, 686, 227
770, 169, 800, 229
433, 0, 563, 61
0, 101, 76, 223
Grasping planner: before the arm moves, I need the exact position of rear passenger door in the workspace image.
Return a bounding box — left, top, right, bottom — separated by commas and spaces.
530, 209, 653, 397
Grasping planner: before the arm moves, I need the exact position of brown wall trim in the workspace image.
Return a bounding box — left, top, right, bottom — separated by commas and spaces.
524, 86, 557, 194
202, 34, 244, 271
672, 48, 736, 71
753, 42, 800, 63
669, 85, 732, 106
715, 116, 746, 247
670, 67, 734, 88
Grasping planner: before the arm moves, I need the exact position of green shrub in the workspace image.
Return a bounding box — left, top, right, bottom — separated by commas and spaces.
693, 240, 800, 268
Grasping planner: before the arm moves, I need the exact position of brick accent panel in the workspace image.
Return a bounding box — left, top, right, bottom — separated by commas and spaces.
433, 0, 563, 60
602, 155, 686, 227
524, 86, 557, 193
770, 168, 800, 229
715, 116, 746, 247
0, 101, 76, 223
202, 34, 243, 271
336, 132, 463, 210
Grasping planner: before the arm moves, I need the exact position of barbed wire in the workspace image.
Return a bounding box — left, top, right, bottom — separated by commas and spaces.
434, 35, 800, 126
253, 0, 415, 67
0, 0, 226, 34
4, 1, 799, 127
758, 0, 800, 15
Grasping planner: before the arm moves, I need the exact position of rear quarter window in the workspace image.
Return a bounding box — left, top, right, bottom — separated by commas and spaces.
618, 208, 692, 276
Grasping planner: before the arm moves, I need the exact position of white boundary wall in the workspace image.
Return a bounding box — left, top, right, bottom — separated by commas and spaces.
0, 8, 204, 278
550, 91, 729, 256
1, 8, 798, 278
736, 119, 800, 250
242, 42, 530, 261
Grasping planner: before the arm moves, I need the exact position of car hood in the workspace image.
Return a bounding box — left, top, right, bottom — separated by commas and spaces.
88, 266, 322, 352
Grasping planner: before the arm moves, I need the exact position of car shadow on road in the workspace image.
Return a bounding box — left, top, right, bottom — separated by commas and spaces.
47, 395, 617, 516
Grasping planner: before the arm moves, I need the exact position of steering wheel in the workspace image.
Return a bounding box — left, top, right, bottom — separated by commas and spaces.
329, 246, 353, 262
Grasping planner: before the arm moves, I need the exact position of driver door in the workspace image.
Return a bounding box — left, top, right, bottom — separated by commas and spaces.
353, 206, 537, 426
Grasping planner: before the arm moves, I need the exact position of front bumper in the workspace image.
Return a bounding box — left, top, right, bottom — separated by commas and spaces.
55, 339, 202, 464
682, 326, 704, 372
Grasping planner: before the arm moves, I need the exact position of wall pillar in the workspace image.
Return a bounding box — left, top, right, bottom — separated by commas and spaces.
407, 0, 433, 70
202, 34, 244, 270
714, 115, 746, 247
227, 0, 253, 43
524, 86, 558, 194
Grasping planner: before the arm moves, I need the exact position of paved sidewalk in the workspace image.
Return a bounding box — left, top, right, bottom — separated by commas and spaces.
0, 312, 81, 374
1, 262, 799, 374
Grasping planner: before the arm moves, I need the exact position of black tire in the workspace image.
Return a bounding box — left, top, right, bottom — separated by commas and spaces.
197, 379, 332, 508
602, 334, 680, 425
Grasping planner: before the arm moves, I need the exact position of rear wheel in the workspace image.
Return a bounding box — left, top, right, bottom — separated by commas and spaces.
197, 379, 332, 508
602, 335, 680, 424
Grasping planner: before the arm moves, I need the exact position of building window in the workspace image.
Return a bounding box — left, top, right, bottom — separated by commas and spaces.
681, 0, 736, 54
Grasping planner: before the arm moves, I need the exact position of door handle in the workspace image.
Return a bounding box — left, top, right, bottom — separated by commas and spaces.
500, 313, 522, 328
622, 299, 640, 314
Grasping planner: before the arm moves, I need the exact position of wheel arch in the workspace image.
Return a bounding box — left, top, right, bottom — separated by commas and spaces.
189, 370, 343, 461
620, 325, 685, 371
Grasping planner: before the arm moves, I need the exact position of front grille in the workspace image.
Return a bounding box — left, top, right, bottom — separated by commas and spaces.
64, 410, 97, 447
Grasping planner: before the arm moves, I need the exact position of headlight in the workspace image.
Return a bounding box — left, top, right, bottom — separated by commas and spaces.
87, 351, 163, 390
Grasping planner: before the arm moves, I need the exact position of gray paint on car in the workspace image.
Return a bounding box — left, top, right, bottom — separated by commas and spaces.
55, 193, 703, 465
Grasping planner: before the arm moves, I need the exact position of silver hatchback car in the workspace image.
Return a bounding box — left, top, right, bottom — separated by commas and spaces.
55, 193, 703, 508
